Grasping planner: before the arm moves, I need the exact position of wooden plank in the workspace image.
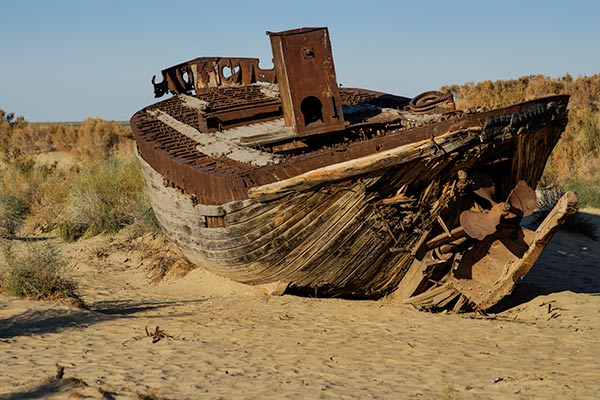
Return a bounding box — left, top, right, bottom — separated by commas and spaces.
149, 109, 283, 166
425, 227, 466, 249
390, 256, 434, 302
168, 179, 369, 284
248, 127, 482, 202
266, 186, 378, 286
229, 181, 373, 280
194, 189, 345, 253
402, 281, 459, 309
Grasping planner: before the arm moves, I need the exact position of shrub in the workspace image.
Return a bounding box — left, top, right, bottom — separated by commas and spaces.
71, 118, 123, 159
0, 157, 64, 235
56, 154, 147, 241
0, 191, 29, 237
1, 112, 144, 238
0, 241, 83, 306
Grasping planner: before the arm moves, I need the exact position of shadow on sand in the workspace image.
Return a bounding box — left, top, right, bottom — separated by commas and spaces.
0, 377, 90, 400
0, 299, 206, 339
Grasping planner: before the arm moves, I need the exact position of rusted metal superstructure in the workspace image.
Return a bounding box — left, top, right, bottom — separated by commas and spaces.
269, 28, 345, 136
132, 27, 576, 311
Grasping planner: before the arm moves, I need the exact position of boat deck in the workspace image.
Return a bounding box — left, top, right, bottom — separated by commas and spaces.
131, 84, 567, 206
130, 86, 417, 204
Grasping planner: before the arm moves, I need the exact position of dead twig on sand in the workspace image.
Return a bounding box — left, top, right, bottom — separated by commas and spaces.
145, 325, 174, 344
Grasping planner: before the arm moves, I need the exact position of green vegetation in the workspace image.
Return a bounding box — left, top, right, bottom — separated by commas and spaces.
563, 172, 600, 209
0, 191, 29, 237
0, 111, 154, 239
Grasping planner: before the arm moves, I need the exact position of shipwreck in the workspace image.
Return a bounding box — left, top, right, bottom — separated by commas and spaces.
130, 27, 577, 311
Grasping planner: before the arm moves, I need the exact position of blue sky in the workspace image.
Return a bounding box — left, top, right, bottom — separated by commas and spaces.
1, 0, 599, 121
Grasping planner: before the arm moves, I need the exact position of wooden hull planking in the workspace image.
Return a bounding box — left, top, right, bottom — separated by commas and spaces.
135, 95, 575, 309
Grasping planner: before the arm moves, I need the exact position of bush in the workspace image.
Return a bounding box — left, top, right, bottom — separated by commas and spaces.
69, 118, 126, 159
1, 113, 131, 162
1, 112, 149, 238
0, 191, 29, 237
0, 157, 64, 235
0, 241, 83, 306
56, 154, 147, 241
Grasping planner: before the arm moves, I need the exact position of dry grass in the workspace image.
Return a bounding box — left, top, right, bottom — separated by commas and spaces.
56, 153, 149, 241
143, 239, 195, 285
0, 159, 63, 236
0, 111, 165, 304
0, 240, 84, 306
0, 190, 29, 237
125, 231, 195, 284
1, 109, 157, 240
3, 118, 131, 160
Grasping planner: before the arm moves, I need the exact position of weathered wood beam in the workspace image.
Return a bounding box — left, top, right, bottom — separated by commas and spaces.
248, 127, 482, 202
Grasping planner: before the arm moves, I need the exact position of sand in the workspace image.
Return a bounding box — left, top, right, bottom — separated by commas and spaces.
1, 211, 599, 399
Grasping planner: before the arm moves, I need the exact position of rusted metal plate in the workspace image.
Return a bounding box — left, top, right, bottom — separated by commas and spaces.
450, 192, 578, 310
269, 27, 346, 136
451, 226, 533, 305
460, 180, 538, 240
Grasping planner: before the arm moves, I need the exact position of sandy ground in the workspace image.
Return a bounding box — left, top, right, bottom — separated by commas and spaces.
1, 212, 599, 399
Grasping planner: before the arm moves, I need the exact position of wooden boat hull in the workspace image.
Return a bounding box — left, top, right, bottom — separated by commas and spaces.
134, 94, 576, 309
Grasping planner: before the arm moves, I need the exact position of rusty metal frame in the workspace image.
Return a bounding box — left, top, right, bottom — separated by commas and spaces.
152, 57, 276, 98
